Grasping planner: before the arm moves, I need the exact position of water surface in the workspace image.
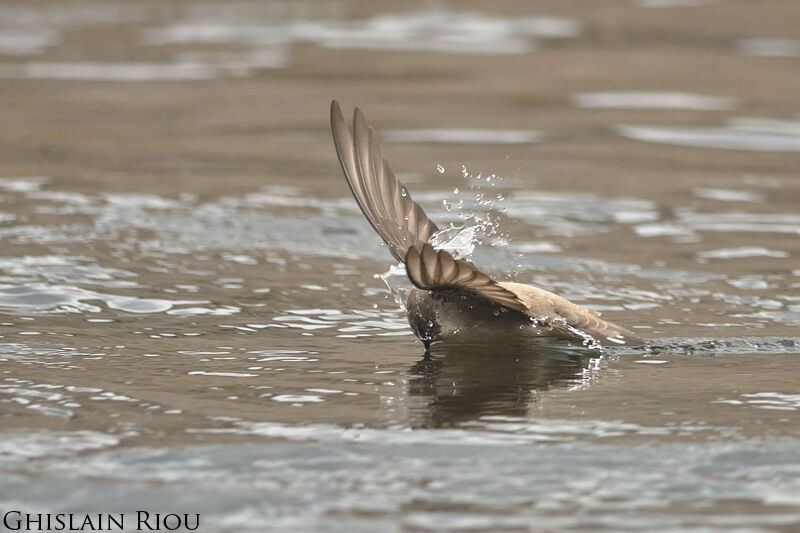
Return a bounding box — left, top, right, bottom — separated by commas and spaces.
1, 0, 800, 531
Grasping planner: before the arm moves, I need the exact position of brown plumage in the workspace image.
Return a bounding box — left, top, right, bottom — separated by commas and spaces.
330, 101, 437, 263
330, 100, 642, 350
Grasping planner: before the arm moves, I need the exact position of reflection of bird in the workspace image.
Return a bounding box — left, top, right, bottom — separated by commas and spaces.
330, 100, 641, 352
407, 340, 597, 427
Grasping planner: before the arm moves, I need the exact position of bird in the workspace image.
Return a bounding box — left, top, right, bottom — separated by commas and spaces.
330, 100, 642, 353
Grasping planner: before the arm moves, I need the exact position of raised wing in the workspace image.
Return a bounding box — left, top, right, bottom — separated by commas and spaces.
405, 243, 528, 314
331, 100, 438, 263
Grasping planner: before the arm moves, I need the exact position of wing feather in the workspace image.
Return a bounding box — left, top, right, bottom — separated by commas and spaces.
331, 100, 438, 263
405, 244, 528, 314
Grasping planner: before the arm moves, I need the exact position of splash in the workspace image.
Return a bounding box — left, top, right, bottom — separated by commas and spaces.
429, 218, 482, 259
377, 166, 510, 309
432, 165, 510, 259
376, 264, 412, 309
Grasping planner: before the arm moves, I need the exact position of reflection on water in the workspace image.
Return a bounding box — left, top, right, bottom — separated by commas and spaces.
407, 340, 598, 427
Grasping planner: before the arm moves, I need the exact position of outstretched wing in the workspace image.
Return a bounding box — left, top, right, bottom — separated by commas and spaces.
405, 243, 529, 314
331, 100, 438, 263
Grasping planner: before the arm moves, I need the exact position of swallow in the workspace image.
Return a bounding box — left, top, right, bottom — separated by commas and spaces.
330, 100, 641, 352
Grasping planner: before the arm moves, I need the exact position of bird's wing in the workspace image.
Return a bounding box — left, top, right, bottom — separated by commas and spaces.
499, 281, 640, 343
331, 100, 438, 263
405, 243, 529, 314
551, 300, 637, 342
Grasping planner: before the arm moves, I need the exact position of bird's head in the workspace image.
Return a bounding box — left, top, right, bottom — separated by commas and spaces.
405, 289, 442, 349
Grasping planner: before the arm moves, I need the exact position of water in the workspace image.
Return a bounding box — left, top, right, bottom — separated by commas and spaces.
1, 0, 800, 531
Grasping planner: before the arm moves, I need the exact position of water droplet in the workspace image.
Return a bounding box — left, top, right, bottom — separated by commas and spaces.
436, 164, 445, 174
453, 187, 459, 194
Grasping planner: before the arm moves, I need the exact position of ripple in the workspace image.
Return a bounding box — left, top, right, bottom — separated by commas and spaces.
0, 430, 120, 464
739, 392, 800, 410
618, 119, 800, 152
739, 38, 800, 57
502, 191, 658, 236
714, 392, 800, 411
509, 241, 563, 253
639, 336, 800, 356
268, 308, 410, 338
574, 91, 737, 110
191, 417, 720, 444
636, 209, 800, 240
731, 310, 800, 326
247, 350, 319, 363
8, 438, 800, 531
271, 395, 324, 403
693, 188, 764, 203
0, 176, 48, 192
0, 282, 203, 315
141, 208, 382, 259
143, 11, 581, 56
167, 305, 240, 316
0, 256, 139, 288
0, 377, 146, 418
187, 371, 259, 378
697, 246, 789, 260
0, 62, 227, 81
0, 29, 58, 54
103, 193, 184, 210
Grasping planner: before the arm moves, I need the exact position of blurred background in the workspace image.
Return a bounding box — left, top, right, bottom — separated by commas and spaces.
1, 0, 798, 200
